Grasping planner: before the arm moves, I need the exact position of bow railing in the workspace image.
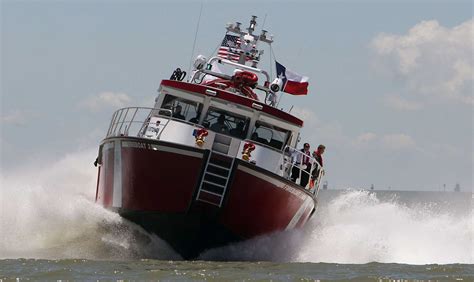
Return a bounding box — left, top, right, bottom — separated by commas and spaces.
106, 107, 172, 138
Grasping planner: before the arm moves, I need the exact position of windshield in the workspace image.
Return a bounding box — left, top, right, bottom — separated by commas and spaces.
161, 94, 203, 122
251, 121, 290, 150
203, 107, 250, 138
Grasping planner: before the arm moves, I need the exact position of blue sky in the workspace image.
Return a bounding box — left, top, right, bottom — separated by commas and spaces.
1, 0, 472, 191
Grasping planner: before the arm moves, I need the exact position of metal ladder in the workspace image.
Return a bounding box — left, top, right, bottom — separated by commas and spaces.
196, 151, 234, 207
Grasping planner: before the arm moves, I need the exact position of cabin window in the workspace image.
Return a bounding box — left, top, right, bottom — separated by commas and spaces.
251, 121, 290, 150
203, 107, 250, 138
161, 94, 203, 123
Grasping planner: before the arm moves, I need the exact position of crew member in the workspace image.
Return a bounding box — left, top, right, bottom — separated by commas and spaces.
230, 121, 245, 138
210, 114, 229, 133
291, 143, 312, 187
172, 105, 185, 120
311, 144, 326, 181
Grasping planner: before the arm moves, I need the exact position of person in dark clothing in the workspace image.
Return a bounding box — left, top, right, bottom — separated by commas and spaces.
210, 114, 229, 133
311, 144, 326, 180
290, 143, 312, 187
230, 121, 245, 138
172, 105, 185, 120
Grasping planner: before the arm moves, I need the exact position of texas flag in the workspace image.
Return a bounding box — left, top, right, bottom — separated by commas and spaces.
275, 61, 309, 95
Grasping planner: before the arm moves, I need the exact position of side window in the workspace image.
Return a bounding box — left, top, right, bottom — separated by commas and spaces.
203, 107, 250, 138
160, 94, 203, 122
251, 121, 290, 150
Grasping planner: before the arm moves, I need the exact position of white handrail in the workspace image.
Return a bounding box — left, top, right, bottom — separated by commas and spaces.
106, 107, 173, 138
282, 145, 324, 194
211, 57, 270, 82
190, 56, 271, 89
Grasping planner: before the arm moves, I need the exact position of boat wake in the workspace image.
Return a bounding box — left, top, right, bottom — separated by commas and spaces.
1, 149, 471, 263
296, 190, 473, 264
0, 149, 179, 260
201, 190, 472, 264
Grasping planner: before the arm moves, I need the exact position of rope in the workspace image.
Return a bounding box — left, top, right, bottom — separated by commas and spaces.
271, 45, 285, 108
208, 31, 230, 66
261, 14, 267, 31
188, 1, 204, 76
210, 41, 221, 58
260, 14, 272, 78
269, 40, 274, 80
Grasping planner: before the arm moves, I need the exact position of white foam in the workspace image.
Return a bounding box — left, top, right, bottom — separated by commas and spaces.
297, 190, 473, 264
200, 190, 472, 264
1, 150, 471, 263
0, 148, 179, 260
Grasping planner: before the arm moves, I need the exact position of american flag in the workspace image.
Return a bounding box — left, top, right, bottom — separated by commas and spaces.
218, 34, 242, 62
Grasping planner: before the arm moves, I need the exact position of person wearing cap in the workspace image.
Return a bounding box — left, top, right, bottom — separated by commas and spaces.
290, 143, 312, 187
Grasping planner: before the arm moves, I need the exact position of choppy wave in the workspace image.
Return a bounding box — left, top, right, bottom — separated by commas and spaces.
1, 149, 471, 264
1, 260, 472, 280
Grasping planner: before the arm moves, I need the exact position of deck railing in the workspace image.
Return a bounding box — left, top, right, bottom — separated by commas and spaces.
282, 146, 324, 195
106, 107, 172, 138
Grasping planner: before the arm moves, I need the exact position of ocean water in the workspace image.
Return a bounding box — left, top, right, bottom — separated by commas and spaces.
1, 260, 472, 280
1, 149, 472, 280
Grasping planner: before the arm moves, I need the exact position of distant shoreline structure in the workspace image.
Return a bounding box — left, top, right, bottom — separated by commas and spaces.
319, 181, 467, 192
321, 184, 467, 193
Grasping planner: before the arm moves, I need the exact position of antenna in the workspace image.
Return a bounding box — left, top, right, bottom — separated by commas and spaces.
188, 2, 204, 76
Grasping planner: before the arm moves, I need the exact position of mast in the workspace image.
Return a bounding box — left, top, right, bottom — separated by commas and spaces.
190, 16, 279, 106
225, 16, 274, 68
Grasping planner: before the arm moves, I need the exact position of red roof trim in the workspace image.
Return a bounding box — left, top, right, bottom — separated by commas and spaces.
160, 80, 303, 127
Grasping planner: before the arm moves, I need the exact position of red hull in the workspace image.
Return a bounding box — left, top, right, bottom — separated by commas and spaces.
220, 165, 314, 238
96, 137, 316, 258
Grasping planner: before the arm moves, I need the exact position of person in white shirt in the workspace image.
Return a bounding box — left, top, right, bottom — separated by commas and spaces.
290, 143, 312, 187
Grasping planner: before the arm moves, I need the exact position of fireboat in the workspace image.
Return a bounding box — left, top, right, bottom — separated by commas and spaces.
94, 16, 324, 259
